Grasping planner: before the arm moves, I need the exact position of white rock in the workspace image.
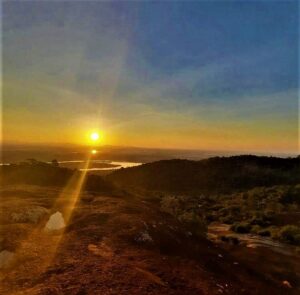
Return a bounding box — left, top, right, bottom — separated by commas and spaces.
282, 280, 292, 288
45, 212, 65, 231
136, 231, 153, 243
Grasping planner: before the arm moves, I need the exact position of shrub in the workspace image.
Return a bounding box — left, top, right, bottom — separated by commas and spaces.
220, 215, 234, 224
279, 188, 300, 204
270, 227, 280, 239
257, 229, 271, 237
205, 213, 217, 223
264, 210, 275, 218
220, 235, 229, 242
211, 204, 223, 211
278, 225, 300, 245
178, 212, 207, 238
218, 207, 230, 217
250, 212, 272, 227
250, 225, 261, 234
160, 196, 207, 238
160, 196, 181, 216
231, 222, 251, 234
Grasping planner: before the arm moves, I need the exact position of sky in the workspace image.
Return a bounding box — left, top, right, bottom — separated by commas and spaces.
2, 1, 299, 153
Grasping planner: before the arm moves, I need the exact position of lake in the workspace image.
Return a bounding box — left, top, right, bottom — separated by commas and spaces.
57, 160, 142, 171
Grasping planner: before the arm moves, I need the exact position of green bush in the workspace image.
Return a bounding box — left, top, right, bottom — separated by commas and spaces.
206, 213, 217, 223
160, 196, 181, 216
257, 229, 271, 237
219, 207, 229, 217
220, 214, 234, 224
279, 187, 300, 204
160, 196, 207, 238
278, 225, 300, 245
178, 212, 207, 238
269, 227, 280, 239
264, 210, 275, 218
231, 222, 251, 234
250, 225, 261, 234
249, 212, 272, 227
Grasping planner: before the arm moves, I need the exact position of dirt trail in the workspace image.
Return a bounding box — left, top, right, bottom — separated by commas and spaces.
0, 186, 298, 294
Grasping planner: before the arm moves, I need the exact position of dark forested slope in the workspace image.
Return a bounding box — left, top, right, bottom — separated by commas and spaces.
108, 156, 300, 193
0, 160, 113, 192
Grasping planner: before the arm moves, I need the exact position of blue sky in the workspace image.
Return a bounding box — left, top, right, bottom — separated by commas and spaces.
2, 1, 299, 153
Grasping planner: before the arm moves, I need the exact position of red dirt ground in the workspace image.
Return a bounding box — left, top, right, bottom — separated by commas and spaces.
0, 186, 298, 294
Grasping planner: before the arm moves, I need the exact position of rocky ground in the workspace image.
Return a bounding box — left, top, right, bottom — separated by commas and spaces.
0, 185, 299, 294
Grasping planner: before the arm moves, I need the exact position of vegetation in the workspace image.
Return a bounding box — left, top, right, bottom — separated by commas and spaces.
0, 159, 114, 192
230, 222, 251, 233
2, 156, 299, 246
277, 225, 300, 245
181, 184, 300, 245
154, 166, 300, 246
109, 156, 300, 194
160, 195, 207, 238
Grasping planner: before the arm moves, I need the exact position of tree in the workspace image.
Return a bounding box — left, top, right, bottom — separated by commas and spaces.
51, 159, 59, 167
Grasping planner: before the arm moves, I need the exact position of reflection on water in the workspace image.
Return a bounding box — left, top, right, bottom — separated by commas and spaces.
63, 160, 142, 171
0, 160, 142, 171
45, 212, 65, 231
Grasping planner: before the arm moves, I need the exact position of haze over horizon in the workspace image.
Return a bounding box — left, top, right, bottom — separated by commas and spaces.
2, 1, 299, 154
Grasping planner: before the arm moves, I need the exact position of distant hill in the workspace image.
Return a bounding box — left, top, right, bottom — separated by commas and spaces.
108, 156, 300, 194
0, 160, 113, 192
0, 144, 232, 163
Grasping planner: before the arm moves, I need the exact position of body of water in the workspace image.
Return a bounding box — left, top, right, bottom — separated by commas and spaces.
0, 160, 142, 171
61, 160, 142, 171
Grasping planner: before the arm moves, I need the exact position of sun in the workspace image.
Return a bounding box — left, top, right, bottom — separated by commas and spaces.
91, 149, 97, 154
87, 130, 104, 146
90, 132, 100, 141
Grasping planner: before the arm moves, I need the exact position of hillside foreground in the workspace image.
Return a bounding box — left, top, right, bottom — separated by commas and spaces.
0, 158, 300, 295
0, 182, 299, 295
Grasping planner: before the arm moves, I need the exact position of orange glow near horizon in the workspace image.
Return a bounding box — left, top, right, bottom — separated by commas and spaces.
1, 115, 298, 154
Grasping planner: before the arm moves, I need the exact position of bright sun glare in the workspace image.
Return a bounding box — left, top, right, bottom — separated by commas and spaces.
90, 132, 100, 141
91, 149, 97, 154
